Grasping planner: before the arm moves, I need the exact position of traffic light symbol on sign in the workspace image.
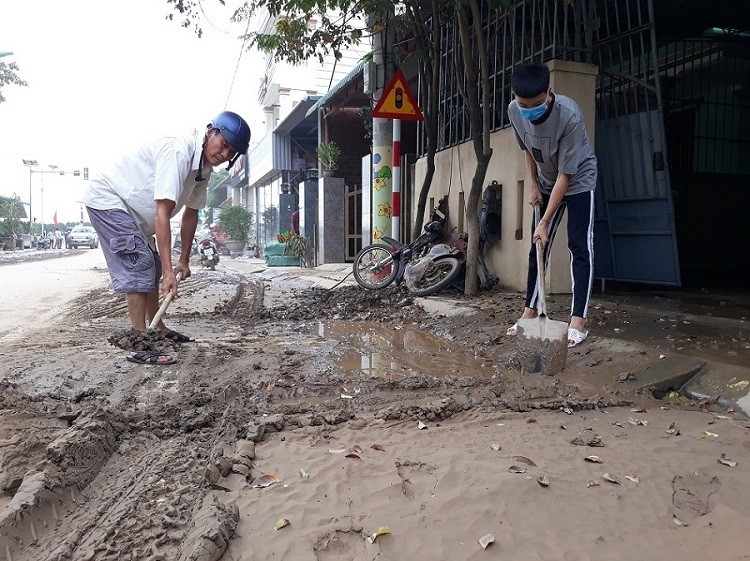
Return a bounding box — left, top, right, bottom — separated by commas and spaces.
83, 167, 89, 180
371, 68, 424, 121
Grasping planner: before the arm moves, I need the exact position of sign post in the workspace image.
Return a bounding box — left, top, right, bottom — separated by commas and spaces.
371, 68, 424, 243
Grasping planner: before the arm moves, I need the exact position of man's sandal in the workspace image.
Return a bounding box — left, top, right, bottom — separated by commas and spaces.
126, 351, 176, 365
164, 330, 195, 343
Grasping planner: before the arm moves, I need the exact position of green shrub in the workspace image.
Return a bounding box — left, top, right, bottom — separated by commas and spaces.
217, 205, 253, 241
0, 195, 24, 237
317, 141, 341, 170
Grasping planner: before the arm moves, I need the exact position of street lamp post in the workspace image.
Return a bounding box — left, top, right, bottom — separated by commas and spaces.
22, 159, 39, 232
21, 161, 88, 236
41, 171, 46, 237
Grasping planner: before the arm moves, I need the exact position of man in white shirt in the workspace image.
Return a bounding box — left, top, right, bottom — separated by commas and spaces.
84, 111, 251, 365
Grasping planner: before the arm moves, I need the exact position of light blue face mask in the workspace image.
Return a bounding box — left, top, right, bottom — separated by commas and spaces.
518, 101, 548, 121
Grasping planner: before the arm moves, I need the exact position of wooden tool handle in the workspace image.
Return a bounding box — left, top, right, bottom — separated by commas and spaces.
148, 272, 182, 329
534, 205, 547, 318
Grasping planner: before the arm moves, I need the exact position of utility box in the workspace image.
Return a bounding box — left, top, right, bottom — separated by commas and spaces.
480, 181, 502, 245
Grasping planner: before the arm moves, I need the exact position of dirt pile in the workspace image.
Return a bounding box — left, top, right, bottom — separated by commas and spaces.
107, 328, 178, 353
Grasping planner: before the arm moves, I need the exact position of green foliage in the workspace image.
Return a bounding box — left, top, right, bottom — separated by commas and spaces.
317, 141, 341, 170
206, 169, 229, 209
233, 0, 389, 64
262, 204, 278, 227
359, 107, 372, 139
217, 205, 253, 241
277, 230, 294, 243
0, 59, 29, 103
164, 0, 209, 37
164, 0, 387, 63
283, 234, 308, 258
0, 195, 25, 236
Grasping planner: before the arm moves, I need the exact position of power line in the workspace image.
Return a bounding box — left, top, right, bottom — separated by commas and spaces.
197, 0, 232, 34
224, 16, 252, 110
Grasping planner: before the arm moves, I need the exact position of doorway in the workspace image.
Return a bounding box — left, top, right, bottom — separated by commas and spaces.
662, 39, 750, 288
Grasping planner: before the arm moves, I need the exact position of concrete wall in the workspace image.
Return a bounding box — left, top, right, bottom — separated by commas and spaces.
317, 176, 346, 264
299, 179, 318, 265
413, 60, 598, 294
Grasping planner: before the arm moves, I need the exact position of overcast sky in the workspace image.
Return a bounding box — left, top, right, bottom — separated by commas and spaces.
0, 0, 264, 224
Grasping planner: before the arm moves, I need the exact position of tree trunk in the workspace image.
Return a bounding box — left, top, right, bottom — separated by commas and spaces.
408, 0, 442, 240
457, 0, 493, 296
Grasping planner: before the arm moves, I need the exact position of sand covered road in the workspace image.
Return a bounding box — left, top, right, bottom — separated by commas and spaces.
0, 257, 747, 560
0, 249, 109, 344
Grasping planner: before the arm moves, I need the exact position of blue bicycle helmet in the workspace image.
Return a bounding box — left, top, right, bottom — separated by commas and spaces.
209, 111, 251, 167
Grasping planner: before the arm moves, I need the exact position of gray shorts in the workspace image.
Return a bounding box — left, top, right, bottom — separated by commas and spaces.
87, 207, 162, 294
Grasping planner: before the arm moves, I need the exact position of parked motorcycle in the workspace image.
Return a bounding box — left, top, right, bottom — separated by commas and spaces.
198, 238, 220, 270
353, 221, 465, 296
173, 238, 198, 256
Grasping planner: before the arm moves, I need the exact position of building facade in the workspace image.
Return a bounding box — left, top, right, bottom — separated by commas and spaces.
237, 11, 371, 259
413, 0, 750, 291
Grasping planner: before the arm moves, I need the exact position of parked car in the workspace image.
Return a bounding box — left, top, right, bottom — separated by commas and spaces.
67, 226, 99, 249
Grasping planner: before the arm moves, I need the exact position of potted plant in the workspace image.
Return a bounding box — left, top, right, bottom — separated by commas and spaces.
317, 141, 341, 176
284, 234, 308, 267
217, 205, 253, 252
277, 230, 294, 243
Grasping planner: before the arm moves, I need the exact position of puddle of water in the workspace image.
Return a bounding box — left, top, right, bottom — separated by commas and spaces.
312, 321, 493, 381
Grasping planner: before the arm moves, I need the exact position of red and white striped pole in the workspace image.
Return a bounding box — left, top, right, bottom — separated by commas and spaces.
391, 118, 401, 242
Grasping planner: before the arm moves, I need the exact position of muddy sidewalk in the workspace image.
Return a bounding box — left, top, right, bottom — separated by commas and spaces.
0, 262, 747, 560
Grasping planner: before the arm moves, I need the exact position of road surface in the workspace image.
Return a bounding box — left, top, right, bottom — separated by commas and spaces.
0, 249, 108, 344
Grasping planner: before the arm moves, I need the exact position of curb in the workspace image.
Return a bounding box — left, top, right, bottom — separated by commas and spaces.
682, 362, 750, 417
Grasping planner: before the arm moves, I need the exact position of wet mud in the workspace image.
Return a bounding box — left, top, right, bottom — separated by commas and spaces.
107, 328, 177, 353
0, 266, 744, 560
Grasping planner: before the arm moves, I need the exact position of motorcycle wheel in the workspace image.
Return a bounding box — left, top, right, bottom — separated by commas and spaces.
353, 244, 399, 290
409, 256, 463, 297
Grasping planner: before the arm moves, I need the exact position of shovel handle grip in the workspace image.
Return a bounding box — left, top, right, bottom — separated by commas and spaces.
148, 272, 182, 329
534, 205, 547, 317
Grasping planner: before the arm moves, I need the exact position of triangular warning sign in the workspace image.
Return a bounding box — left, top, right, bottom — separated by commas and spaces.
371, 68, 424, 121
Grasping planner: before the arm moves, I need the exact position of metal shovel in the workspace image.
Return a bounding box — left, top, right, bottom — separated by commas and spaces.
515, 206, 568, 375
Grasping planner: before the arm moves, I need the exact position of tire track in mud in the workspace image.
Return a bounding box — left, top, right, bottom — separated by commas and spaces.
37, 433, 208, 561
0, 268, 643, 560
66, 275, 221, 321
0, 370, 254, 561
0, 276, 266, 561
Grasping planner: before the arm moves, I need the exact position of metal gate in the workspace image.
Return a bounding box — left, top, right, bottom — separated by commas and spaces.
592, 0, 681, 286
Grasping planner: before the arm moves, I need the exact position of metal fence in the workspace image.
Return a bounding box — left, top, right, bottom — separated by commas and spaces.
421, 0, 595, 154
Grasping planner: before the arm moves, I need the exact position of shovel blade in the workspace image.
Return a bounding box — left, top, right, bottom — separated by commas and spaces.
515, 316, 569, 376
